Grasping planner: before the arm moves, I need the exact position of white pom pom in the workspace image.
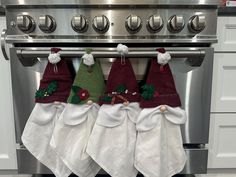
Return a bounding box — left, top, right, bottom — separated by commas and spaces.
117, 44, 129, 55
117, 44, 123, 53
82, 53, 94, 66
48, 53, 61, 64
157, 52, 171, 65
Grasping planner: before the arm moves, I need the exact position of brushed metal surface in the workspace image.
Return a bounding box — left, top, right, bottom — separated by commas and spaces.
1, 29, 9, 60
2, 0, 222, 6
16, 47, 205, 67
16, 147, 208, 174
4, 8, 217, 43
10, 47, 213, 144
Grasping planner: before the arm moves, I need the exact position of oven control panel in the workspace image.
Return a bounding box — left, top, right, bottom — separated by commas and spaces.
5, 8, 217, 43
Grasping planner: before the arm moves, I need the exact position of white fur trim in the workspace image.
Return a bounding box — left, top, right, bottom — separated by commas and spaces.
157, 52, 171, 65
117, 44, 129, 55
82, 53, 95, 66
48, 53, 61, 64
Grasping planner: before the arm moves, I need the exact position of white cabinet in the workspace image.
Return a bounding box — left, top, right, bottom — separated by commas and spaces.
211, 53, 236, 112
214, 17, 236, 52
208, 114, 236, 168
0, 16, 17, 170
208, 16, 236, 171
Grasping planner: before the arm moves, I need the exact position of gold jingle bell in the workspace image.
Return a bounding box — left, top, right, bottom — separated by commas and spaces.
87, 100, 93, 105
160, 105, 167, 112
123, 101, 129, 106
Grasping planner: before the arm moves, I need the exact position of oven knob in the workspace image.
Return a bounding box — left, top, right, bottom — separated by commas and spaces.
71, 15, 88, 33
16, 15, 35, 33
126, 15, 142, 33
147, 15, 163, 32
188, 15, 206, 33
92, 15, 109, 33
168, 15, 185, 33
39, 15, 56, 33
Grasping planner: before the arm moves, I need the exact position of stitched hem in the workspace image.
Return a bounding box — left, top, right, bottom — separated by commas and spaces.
87, 148, 137, 177
22, 136, 71, 177
134, 155, 187, 177
56, 152, 100, 177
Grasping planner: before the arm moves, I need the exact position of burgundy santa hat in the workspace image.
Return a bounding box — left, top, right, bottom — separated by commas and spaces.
100, 58, 140, 105
140, 48, 181, 108
35, 49, 73, 103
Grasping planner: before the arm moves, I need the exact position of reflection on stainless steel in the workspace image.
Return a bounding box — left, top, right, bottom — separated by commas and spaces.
1, 29, 9, 60
2, 0, 222, 6
182, 148, 208, 174
16, 47, 205, 67
17, 148, 51, 174
5, 37, 218, 44
4, 8, 218, 43
17, 147, 207, 174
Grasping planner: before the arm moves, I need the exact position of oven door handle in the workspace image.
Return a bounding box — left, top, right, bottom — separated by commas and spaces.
1, 29, 10, 60
16, 48, 205, 67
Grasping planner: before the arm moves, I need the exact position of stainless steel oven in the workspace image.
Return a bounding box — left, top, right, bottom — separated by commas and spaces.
1, 0, 220, 175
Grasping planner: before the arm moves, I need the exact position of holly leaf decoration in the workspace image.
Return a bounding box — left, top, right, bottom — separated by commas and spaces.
47, 81, 57, 94
116, 85, 126, 94
71, 95, 81, 104
72, 85, 81, 93
35, 89, 45, 99
102, 96, 112, 103
141, 91, 153, 100
35, 81, 58, 99
141, 84, 155, 100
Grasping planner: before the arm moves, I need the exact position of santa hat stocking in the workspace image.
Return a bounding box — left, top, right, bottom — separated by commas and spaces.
87, 58, 141, 177
50, 59, 105, 177
22, 59, 73, 177
135, 53, 187, 177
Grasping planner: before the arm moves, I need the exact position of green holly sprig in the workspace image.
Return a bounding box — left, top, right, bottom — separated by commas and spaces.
116, 84, 126, 94
101, 96, 112, 103
71, 86, 82, 104
101, 85, 127, 103
71, 85, 90, 104
141, 84, 155, 100
35, 81, 57, 99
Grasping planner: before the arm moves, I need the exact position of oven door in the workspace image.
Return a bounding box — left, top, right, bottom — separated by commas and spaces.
9, 46, 213, 174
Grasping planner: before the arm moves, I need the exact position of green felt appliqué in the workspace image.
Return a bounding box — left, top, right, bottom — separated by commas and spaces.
71, 95, 81, 104
141, 84, 155, 100
70, 85, 82, 104
72, 85, 80, 93
35, 81, 57, 99
102, 96, 112, 102
116, 84, 126, 93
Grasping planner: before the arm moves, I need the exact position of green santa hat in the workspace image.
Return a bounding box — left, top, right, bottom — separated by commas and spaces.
67, 60, 105, 105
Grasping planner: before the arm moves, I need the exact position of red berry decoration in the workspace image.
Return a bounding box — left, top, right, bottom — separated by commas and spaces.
77, 89, 89, 100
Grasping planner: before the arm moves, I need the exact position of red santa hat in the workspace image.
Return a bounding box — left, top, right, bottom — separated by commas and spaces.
35, 59, 73, 103
99, 58, 140, 105
140, 48, 181, 108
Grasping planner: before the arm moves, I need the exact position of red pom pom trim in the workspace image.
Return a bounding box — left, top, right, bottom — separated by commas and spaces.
157, 48, 166, 54
51, 48, 62, 53
77, 89, 90, 100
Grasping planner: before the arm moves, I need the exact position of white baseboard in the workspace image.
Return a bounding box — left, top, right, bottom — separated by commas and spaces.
196, 174, 236, 177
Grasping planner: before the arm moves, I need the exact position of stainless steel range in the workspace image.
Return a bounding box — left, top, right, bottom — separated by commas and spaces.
1, 0, 220, 175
